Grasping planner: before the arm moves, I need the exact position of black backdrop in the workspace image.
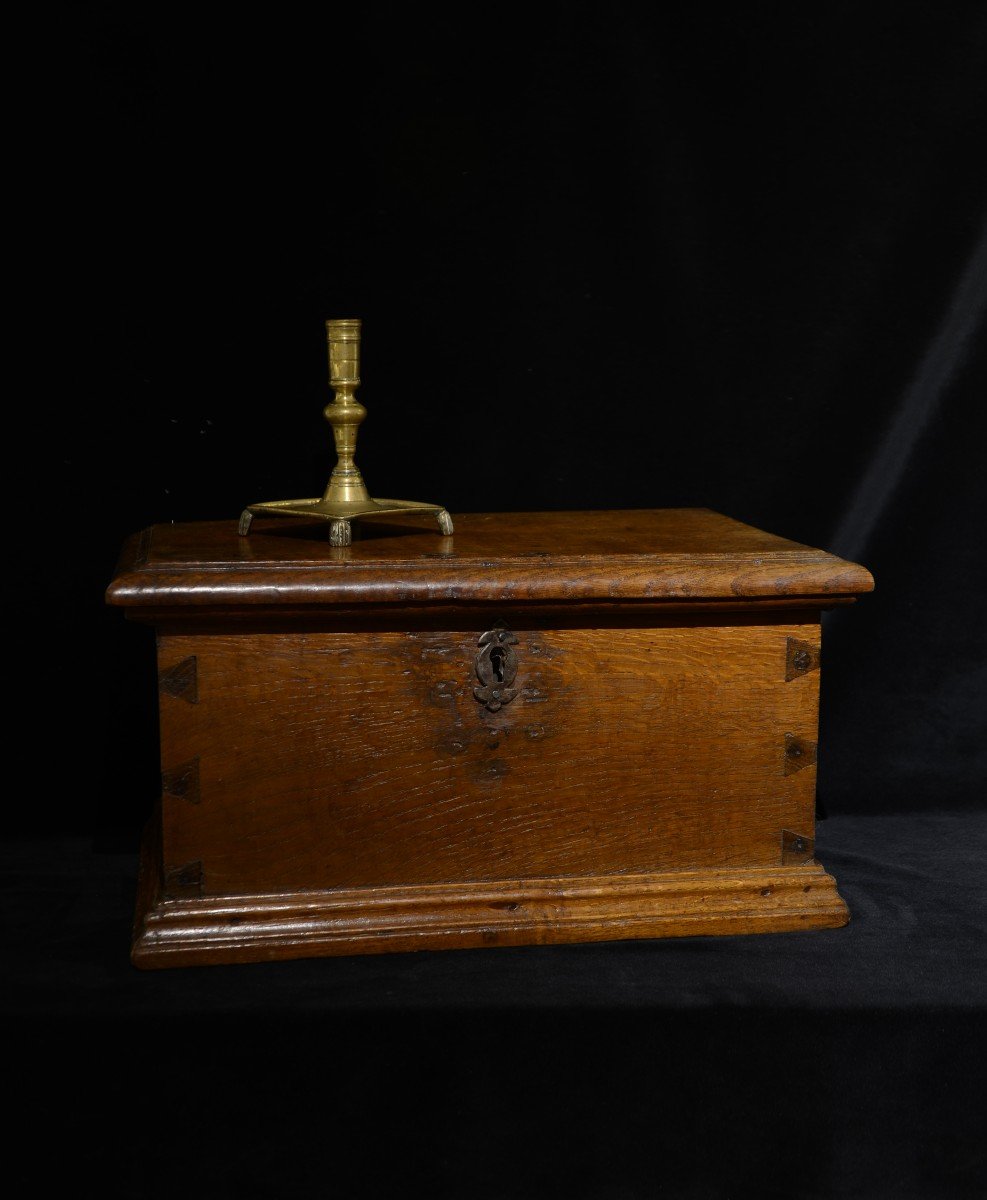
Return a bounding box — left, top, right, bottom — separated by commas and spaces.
9, 5, 987, 1197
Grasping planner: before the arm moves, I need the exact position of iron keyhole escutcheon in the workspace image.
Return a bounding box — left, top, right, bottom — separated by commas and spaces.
474, 622, 519, 712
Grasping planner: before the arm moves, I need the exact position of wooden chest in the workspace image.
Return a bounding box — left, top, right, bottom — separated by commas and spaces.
107, 508, 873, 968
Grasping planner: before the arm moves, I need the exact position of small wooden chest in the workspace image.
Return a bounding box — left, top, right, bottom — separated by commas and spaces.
107, 509, 873, 968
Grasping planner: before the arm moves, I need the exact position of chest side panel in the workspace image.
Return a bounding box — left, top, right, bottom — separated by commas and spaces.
156, 620, 820, 894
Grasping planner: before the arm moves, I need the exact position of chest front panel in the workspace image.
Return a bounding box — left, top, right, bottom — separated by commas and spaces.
157, 618, 820, 896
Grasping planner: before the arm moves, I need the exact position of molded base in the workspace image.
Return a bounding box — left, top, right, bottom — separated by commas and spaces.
132, 824, 849, 969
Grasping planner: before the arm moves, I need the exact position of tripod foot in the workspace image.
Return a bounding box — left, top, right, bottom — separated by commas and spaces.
329, 519, 352, 547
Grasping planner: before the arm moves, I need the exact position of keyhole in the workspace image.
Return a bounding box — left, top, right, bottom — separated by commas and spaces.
490, 646, 506, 682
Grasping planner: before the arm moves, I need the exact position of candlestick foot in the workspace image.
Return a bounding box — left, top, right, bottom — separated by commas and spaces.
238, 497, 454, 541
329, 519, 351, 547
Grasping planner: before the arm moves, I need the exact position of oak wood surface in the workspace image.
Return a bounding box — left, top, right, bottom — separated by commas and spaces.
133, 853, 848, 968
156, 621, 820, 897
107, 508, 868, 967
107, 509, 874, 611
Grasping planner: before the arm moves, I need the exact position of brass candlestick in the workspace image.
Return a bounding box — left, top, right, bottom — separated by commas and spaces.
239, 319, 453, 546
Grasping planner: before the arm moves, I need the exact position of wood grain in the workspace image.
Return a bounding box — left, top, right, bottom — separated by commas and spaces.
132, 855, 848, 968
155, 621, 821, 896
106, 509, 870, 968
107, 509, 874, 612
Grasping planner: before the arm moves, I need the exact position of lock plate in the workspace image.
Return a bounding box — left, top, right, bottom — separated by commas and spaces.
474, 622, 519, 712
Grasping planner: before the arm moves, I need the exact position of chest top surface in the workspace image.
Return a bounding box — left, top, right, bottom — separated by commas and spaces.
106, 508, 873, 611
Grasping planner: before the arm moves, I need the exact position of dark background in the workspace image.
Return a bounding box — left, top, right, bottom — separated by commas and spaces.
8, 4, 987, 1197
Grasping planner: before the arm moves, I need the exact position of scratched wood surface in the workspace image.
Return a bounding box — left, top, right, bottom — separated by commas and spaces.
157, 620, 821, 896
107, 509, 874, 610
133, 854, 847, 967
111, 510, 870, 964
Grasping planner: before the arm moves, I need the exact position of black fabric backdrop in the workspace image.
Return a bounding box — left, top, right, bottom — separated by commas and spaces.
6, 5, 987, 1197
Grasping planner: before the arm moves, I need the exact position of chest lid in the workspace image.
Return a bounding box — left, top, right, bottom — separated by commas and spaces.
106, 508, 873, 612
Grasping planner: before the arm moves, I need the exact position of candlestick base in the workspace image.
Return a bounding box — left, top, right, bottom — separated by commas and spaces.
239, 498, 454, 546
